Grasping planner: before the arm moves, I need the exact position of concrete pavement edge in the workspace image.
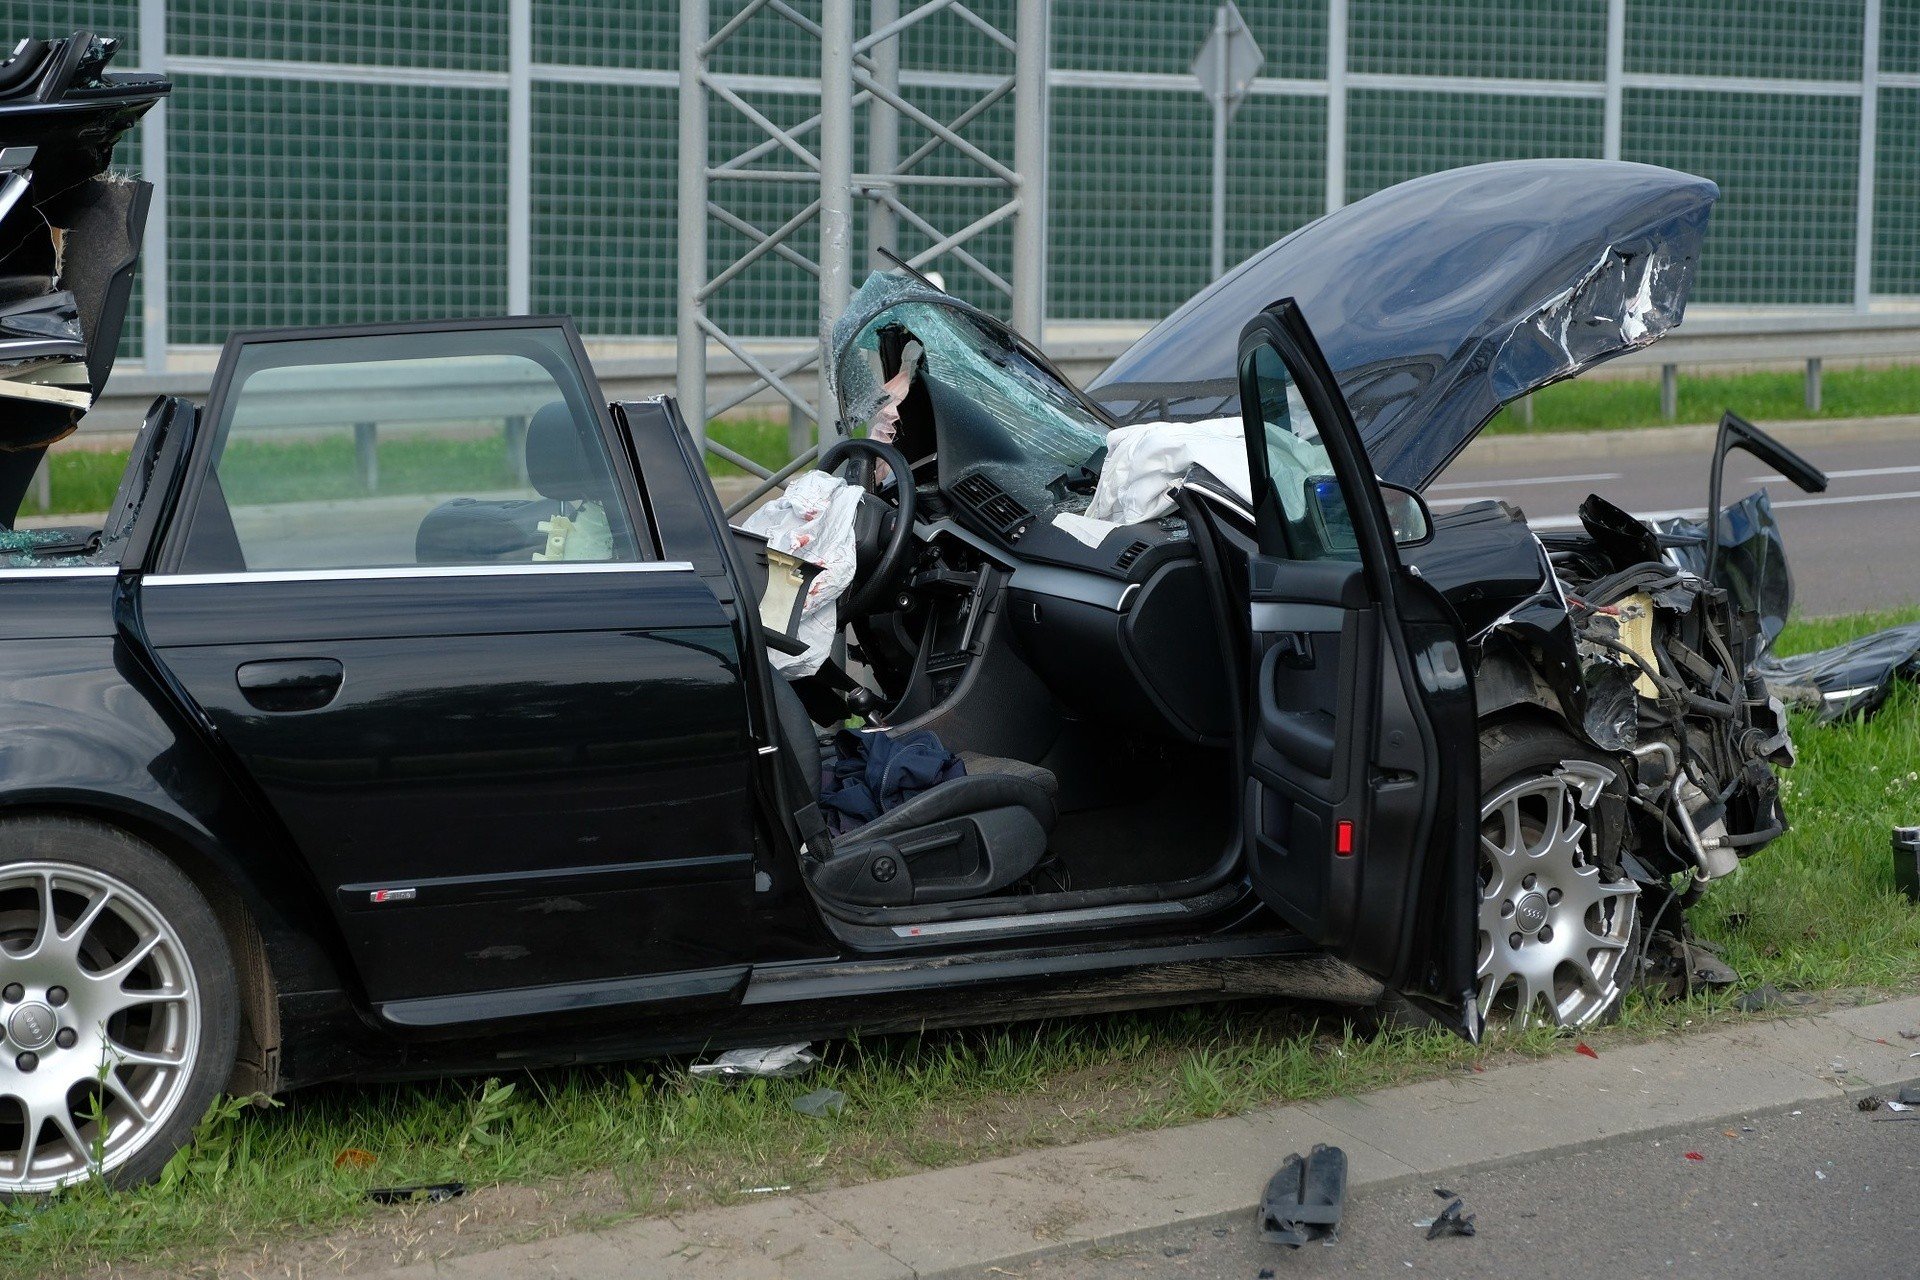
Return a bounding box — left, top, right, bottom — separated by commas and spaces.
372, 994, 1920, 1280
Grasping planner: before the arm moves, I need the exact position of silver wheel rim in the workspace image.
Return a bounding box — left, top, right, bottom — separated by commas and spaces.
1477, 761, 1639, 1030
0, 861, 200, 1192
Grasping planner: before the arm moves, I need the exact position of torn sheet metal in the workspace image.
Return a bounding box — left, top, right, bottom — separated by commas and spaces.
1755, 623, 1920, 722
1089, 160, 1717, 491
1656, 489, 1920, 722
1655, 490, 1792, 649
0, 32, 166, 523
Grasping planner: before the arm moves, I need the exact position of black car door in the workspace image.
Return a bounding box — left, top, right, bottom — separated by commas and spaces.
129, 319, 760, 1026
1233, 302, 1479, 1037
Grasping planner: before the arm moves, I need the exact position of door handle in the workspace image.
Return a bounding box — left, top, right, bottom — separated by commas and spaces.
1273, 632, 1316, 668
235, 658, 344, 712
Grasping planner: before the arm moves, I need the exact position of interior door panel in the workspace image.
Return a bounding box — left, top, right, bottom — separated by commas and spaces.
1232, 302, 1478, 1035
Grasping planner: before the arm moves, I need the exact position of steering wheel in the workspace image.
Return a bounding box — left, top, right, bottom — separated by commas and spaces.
818, 435, 917, 617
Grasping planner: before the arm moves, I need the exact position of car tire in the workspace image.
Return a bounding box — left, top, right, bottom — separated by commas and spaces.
1475, 722, 1641, 1031
0, 816, 239, 1195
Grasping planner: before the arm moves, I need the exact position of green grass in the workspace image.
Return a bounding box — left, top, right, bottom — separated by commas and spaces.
26, 418, 793, 518
1485, 362, 1920, 436
1685, 605, 1920, 991
5, 611, 1919, 1277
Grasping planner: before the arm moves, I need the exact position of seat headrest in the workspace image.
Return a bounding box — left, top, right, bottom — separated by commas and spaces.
525, 401, 598, 501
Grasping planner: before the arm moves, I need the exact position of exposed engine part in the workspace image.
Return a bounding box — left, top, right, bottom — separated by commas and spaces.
1545, 493, 1794, 897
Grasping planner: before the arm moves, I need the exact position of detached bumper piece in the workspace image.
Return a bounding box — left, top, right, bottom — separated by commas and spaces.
1259, 1142, 1347, 1248
0, 33, 166, 511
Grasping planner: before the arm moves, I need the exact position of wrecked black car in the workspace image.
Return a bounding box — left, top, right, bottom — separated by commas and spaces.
0, 43, 1802, 1195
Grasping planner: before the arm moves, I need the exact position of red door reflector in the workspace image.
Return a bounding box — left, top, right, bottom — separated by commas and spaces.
1335, 820, 1354, 856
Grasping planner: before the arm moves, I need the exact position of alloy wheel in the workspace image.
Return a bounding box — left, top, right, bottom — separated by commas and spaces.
1476, 761, 1639, 1029
0, 861, 201, 1192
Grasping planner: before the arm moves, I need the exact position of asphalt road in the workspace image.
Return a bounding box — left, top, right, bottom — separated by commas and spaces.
1433, 427, 1920, 618
984, 1096, 1920, 1280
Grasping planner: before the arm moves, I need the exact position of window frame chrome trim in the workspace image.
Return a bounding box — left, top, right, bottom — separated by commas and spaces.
0, 566, 121, 579
143, 560, 697, 587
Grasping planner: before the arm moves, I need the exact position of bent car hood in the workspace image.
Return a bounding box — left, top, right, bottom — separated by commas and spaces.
1087, 160, 1718, 490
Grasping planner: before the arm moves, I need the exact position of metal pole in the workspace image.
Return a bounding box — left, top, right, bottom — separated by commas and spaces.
866, 0, 900, 273
1855, 0, 1882, 312
819, 0, 857, 437
138, 0, 168, 373
1010, 0, 1050, 338
1209, 4, 1230, 280
676, 1, 711, 447
506, 0, 531, 315
1324, 0, 1348, 213
1602, 0, 1625, 159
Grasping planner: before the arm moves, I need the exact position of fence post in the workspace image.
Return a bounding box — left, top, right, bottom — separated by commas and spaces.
818, 0, 856, 439
1855, 0, 1882, 312
1660, 364, 1678, 421
1324, 0, 1348, 213
1806, 357, 1823, 413
1208, 3, 1230, 280
676, 1, 710, 448
354, 422, 379, 491
137, 0, 168, 373
1602, 0, 1625, 160
1010, 0, 1051, 340
866, 0, 900, 272
506, 0, 532, 316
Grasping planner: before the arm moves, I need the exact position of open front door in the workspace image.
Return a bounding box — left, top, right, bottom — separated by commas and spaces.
1235, 302, 1479, 1037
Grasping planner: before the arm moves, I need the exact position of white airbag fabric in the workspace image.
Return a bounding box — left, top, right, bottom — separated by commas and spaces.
740, 470, 864, 677
1084, 416, 1250, 525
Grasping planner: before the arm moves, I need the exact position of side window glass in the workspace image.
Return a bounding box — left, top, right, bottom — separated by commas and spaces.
178, 327, 639, 573
1240, 342, 1360, 563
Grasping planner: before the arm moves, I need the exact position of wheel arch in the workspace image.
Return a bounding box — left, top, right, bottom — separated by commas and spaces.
0, 791, 333, 1096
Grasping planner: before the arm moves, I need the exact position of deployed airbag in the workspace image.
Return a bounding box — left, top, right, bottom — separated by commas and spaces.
1084, 416, 1247, 525
739, 469, 863, 677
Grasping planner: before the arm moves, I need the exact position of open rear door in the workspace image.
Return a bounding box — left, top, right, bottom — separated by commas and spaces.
1234, 302, 1479, 1037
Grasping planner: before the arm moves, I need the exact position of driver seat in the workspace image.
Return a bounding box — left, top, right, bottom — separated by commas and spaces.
768, 672, 1059, 907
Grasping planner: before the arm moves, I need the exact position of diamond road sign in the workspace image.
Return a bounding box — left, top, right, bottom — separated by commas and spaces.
1190, 1, 1264, 119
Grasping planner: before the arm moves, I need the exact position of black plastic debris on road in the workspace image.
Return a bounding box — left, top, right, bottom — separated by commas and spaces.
1427, 1197, 1477, 1240
1260, 1143, 1347, 1248
365, 1181, 466, 1206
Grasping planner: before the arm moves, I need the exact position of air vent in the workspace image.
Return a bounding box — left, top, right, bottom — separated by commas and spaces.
953, 473, 1032, 537
1113, 540, 1150, 571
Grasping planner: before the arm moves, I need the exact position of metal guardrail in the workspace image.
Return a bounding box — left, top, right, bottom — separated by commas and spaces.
76, 309, 1920, 440
26, 308, 1916, 514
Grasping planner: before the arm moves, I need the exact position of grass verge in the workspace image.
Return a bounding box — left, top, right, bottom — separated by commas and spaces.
1483, 362, 1920, 436
5, 613, 1919, 1278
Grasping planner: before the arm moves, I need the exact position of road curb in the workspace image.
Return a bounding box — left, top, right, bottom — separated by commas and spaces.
378, 995, 1920, 1279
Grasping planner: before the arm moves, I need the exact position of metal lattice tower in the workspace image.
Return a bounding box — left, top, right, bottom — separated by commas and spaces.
676, 0, 1050, 515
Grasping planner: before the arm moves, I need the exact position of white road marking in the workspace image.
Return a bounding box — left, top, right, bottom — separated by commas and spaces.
1429, 471, 1621, 492
1527, 487, 1920, 531
1746, 463, 1920, 484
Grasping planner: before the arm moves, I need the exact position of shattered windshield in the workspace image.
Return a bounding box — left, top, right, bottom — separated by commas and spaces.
832, 274, 1109, 513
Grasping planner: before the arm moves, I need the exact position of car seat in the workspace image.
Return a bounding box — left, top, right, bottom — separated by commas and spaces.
415, 401, 618, 564
767, 668, 1060, 907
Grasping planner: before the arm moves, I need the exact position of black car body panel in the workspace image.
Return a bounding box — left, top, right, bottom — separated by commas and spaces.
1088, 160, 1718, 491
0, 53, 1795, 1121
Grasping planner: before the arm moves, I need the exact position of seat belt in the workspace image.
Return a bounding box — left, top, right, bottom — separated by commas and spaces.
775, 729, 834, 865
